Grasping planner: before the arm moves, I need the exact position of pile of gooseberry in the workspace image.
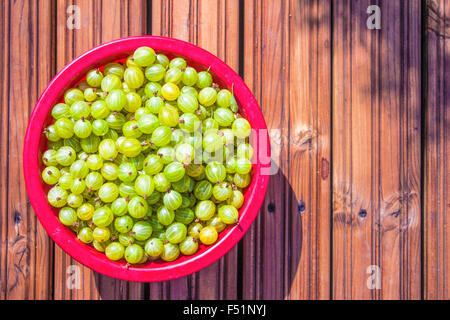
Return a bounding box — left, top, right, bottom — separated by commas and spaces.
41, 46, 253, 265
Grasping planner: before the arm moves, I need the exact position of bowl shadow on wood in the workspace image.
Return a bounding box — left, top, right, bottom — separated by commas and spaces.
239, 159, 304, 300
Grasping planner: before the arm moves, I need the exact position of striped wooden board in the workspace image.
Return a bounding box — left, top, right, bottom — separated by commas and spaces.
332, 0, 422, 300
0, 0, 448, 300
242, 0, 331, 300
424, 0, 450, 300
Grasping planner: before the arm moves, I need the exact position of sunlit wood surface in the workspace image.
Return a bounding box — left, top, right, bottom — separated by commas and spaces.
0, 0, 448, 300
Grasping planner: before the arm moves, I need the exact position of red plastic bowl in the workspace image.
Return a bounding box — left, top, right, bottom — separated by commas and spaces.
23, 36, 270, 282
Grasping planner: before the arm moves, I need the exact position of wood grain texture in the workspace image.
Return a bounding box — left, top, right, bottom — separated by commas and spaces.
53, 0, 146, 300
0, 0, 446, 301
332, 0, 421, 299
287, 0, 331, 300
0, 0, 10, 300
242, 0, 289, 300
151, 0, 239, 300
380, 0, 421, 300
242, 0, 331, 300
1, 0, 55, 300
34, 0, 57, 300
424, 0, 450, 300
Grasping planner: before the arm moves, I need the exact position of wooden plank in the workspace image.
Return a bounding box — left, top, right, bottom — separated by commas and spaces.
34, 0, 57, 300
380, 0, 421, 300
241, 0, 262, 299
332, 0, 381, 299
241, 0, 332, 300
2, 0, 54, 300
424, 0, 450, 300
286, 0, 331, 300
1, 0, 53, 300
151, 0, 240, 300
332, 0, 421, 299
54, 0, 146, 300
242, 0, 287, 300
242, 0, 331, 300
0, 0, 10, 300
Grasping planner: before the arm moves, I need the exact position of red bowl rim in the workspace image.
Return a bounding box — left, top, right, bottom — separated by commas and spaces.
23, 36, 270, 282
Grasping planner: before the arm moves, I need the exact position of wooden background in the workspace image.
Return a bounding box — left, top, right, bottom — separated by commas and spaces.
0, 0, 448, 300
